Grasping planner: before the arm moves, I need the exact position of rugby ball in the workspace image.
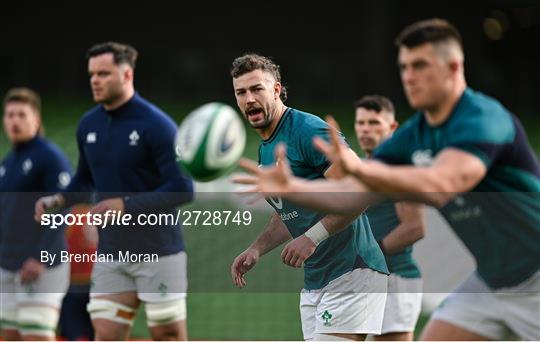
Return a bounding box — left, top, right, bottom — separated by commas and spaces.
175, 102, 246, 182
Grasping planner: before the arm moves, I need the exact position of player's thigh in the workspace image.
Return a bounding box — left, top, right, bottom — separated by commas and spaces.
90, 260, 137, 296
316, 268, 387, 337
133, 251, 188, 296
89, 261, 139, 338
379, 275, 422, 335
300, 289, 320, 340
88, 292, 139, 340
135, 252, 188, 337
421, 319, 490, 341
496, 271, 540, 341
426, 272, 506, 340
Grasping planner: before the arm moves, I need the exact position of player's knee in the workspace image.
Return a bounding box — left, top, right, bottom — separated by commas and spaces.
87, 298, 136, 327
92, 324, 128, 341
17, 305, 59, 338
91, 312, 133, 341
2, 328, 21, 341
145, 299, 186, 327
150, 324, 187, 341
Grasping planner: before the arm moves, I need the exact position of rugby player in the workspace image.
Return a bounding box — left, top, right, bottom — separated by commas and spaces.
34, 42, 194, 340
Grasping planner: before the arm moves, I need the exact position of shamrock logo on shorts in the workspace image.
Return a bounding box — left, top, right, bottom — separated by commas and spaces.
322, 310, 333, 326
158, 282, 168, 297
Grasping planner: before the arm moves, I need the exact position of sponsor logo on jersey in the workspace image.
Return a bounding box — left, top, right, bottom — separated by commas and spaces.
269, 196, 283, 210
448, 196, 483, 222
86, 132, 97, 143
279, 211, 299, 221
412, 149, 434, 166
449, 205, 483, 222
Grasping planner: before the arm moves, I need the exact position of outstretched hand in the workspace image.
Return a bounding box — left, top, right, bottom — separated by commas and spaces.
313, 116, 364, 177
233, 144, 294, 195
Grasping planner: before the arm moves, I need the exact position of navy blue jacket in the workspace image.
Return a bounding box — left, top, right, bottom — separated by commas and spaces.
64, 93, 193, 256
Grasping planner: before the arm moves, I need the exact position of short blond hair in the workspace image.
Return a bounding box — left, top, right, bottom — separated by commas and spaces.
4, 87, 44, 135
4, 87, 41, 113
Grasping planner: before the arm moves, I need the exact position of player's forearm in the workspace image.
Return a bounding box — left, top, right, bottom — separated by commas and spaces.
250, 213, 291, 256
284, 176, 381, 215
354, 162, 454, 207
319, 211, 363, 236
380, 221, 425, 254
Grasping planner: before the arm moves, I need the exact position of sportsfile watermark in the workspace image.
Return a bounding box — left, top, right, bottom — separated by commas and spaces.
41, 209, 253, 229
2, 191, 539, 293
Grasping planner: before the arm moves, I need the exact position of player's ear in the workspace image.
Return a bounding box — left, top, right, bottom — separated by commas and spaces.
123, 66, 134, 83
448, 59, 460, 74
390, 120, 399, 133
274, 82, 282, 100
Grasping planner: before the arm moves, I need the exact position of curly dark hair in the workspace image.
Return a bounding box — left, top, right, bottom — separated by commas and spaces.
231, 53, 287, 102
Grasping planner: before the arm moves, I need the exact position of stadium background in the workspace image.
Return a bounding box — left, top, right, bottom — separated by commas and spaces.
1, 1, 539, 340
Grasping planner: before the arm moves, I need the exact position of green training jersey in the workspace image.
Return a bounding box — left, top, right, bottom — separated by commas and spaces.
259, 108, 388, 290
373, 88, 540, 288
367, 200, 421, 278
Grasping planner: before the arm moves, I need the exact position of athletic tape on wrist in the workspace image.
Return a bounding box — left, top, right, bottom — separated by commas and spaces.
304, 221, 330, 246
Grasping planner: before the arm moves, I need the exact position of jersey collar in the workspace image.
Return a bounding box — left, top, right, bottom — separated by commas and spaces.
262, 107, 291, 144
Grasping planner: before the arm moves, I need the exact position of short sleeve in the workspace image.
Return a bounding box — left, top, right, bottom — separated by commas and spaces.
372, 122, 415, 165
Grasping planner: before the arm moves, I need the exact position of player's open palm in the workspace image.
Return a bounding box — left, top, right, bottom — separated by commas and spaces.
231, 247, 260, 288
234, 144, 293, 195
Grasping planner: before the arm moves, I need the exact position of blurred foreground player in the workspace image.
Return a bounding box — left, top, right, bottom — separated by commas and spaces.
0, 88, 71, 340
230, 54, 388, 341
354, 95, 425, 341
35, 42, 194, 340
234, 19, 540, 341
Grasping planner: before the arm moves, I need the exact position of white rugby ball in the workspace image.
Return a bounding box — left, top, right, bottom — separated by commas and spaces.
175, 102, 246, 182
